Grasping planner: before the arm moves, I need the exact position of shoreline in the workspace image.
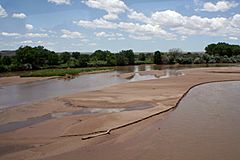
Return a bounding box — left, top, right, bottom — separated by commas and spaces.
0, 69, 113, 87
0, 66, 239, 159
0, 76, 55, 87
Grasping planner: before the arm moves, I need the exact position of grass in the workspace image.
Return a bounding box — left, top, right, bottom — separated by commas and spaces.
20, 67, 113, 77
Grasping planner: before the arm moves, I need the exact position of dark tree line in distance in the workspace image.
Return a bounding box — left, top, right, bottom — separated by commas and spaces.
0, 42, 240, 72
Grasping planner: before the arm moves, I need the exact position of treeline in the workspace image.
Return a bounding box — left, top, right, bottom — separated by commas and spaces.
0, 42, 240, 72
0, 46, 147, 72
153, 43, 240, 65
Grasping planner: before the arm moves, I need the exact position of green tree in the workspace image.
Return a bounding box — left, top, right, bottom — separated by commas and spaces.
205, 43, 217, 55
78, 54, 90, 67
60, 52, 71, 64
16, 46, 51, 69
153, 51, 162, 64
116, 53, 128, 66
138, 53, 146, 61
106, 52, 116, 66
47, 52, 59, 65
119, 50, 135, 65
1, 56, 12, 65
72, 52, 80, 60
91, 50, 109, 61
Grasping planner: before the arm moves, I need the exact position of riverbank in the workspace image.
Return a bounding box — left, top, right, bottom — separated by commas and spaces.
0, 68, 112, 87
0, 67, 239, 160
19, 67, 113, 77
0, 76, 54, 87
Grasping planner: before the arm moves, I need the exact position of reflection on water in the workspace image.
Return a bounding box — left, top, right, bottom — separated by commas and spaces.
0, 64, 237, 108
130, 69, 184, 81
160, 69, 184, 79
130, 73, 157, 82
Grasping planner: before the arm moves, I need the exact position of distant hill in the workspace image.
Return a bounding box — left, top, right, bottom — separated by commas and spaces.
0, 50, 16, 56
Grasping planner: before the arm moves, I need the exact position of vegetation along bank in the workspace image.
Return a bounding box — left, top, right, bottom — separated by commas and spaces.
0, 42, 240, 74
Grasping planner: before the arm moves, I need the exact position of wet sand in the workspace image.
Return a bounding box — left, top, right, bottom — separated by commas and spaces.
0, 67, 239, 160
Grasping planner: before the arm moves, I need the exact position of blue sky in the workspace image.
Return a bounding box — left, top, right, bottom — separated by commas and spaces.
0, 0, 239, 52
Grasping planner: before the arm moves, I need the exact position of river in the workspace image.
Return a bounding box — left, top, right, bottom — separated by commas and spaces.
0, 64, 236, 108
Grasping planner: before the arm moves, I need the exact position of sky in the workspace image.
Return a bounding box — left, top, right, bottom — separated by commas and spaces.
0, 0, 239, 52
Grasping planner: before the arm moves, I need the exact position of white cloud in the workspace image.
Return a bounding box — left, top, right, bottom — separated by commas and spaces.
48, 0, 71, 5
201, 1, 238, 12
73, 18, 118, 29
95, 31, 110, 37
169, 14, 240, 37
20, 40, 34, 44
231, 14, 240, 27
61, 29, 84, 39
95, 31, 124, 40
129, 35, 152, 40
103, 13, 119, 20
229, 36, 238, 40
0, 5, 7, 18
94, 31, 122, 37
25, 24, 33, 30
20, 40, 55, 46
12, 13, 26, 19
128, 11, 150, 23
107, 37, 125, 40
25, 33, 48, 38
151, 10, 186, 27
118, 22, 176, 40
75, 0, 240, 41
137, 10, 240, 37
180, 35, 187, 41
35, 41, 55, 46
82, 0, 128, 20
1, 32, 20, 37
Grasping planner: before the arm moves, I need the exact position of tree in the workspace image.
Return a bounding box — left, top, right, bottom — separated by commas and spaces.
138, 53, 146, 61
60, 52, 71, 63
47, 52, 59, 65
91, 50, 109, 61
205, 43, 217, 55
168, 48, 182, 64
106, 52, 116, 66
116, 53, 128, 66
153, 51, 162, 64
1, 56, 12, 65
119, 50, 135, 65
233, 46, 240, 55
16, 46, 35, 65
72, 52, 80, 60
16, 46, 51, 69
205, 42, 240, 57
169, 48, 182, 55
78, 54, 90, 67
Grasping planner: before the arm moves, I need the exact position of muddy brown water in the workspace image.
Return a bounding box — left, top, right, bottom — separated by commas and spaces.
138, 81, 240, 160
46, 81, 240, 160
